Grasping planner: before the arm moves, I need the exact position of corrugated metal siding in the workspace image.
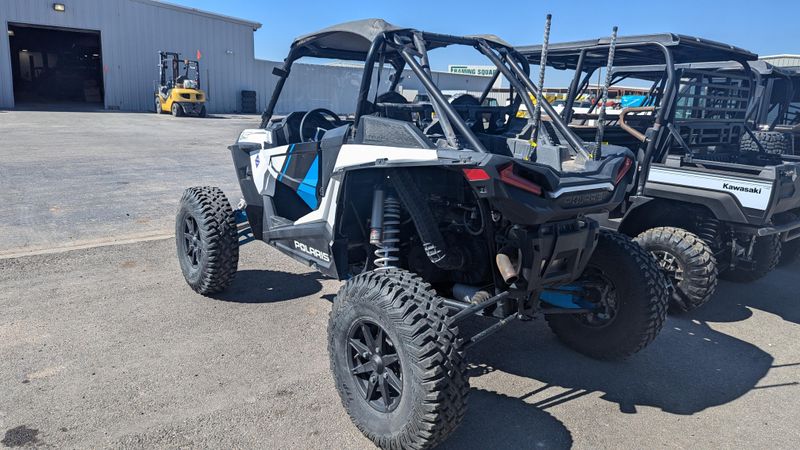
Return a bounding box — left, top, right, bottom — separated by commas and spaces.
1, 0, 511, 114
0, 0, 259, 113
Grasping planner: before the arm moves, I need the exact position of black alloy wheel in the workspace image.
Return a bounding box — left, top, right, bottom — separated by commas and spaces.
347, 319, 403, 413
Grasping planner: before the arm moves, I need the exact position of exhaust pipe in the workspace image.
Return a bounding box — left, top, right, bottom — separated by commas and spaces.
496, 247, 520, 284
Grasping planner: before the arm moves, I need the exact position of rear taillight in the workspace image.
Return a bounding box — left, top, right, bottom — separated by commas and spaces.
462, 168, 491, 181
614, 157, 633, 185
499, 164, 542, 196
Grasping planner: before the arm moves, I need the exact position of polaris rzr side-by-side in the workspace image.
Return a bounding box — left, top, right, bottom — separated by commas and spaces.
176, 19, 668, 449
520, 34, 800, 312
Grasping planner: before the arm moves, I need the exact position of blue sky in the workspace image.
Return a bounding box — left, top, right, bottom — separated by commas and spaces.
167, 0, 799, 85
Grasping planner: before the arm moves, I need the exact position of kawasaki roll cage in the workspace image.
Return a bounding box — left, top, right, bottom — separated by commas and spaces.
261, 19, 591, 159
745, 62, 798, 130
519, 33, 758, 194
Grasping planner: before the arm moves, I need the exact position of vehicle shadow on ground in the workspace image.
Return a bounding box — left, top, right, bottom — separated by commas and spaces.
456, 312, 773, 431
441, 388, 572, 449
211, 269, 323, 303
687, 259, 800, 325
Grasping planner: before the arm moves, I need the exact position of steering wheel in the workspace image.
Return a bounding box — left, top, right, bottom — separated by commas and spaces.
299, 108, 344, 142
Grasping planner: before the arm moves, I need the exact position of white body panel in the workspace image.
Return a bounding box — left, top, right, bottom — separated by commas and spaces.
237, 130, 441, 228
333, 144, 439, 170
647, 166, 773, 210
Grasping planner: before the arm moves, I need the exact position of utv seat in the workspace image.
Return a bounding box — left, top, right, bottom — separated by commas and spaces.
450, 94, 484, 133
375, 91, 412, 122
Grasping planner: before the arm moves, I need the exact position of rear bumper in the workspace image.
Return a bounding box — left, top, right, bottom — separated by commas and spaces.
731, 217, 800, 241
178, 102, 205, 115
523, 219, 599, 286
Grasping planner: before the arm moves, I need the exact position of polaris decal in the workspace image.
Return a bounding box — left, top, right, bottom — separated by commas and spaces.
647, 167, 773, 210
294, 240, 330, 262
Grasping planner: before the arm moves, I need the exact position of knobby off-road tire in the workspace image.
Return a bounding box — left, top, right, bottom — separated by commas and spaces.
776, 212, 800, 267
546, 230, 669, 360
176, 186, 239, 295
329, 269, 468, 449
719, 234, 781, 282
634, 227, 718, 312
740, 131, 792, 155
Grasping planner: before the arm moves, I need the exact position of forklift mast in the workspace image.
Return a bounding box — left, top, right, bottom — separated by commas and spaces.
158, 51, 200, 88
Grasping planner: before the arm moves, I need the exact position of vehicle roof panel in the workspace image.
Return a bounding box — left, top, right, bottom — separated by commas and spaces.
518, 33, 757, 70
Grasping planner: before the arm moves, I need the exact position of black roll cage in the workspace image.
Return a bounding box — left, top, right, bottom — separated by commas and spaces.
261, 28, 591, 159
523, 40, 761, 194
749, 65, 798, 130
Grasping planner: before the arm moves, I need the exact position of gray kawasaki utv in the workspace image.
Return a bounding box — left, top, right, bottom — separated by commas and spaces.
520, 34, 800, 312
661, 59, 800, 266
176, 19, 668, 449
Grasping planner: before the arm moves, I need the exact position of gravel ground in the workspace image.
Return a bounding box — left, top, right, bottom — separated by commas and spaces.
0, 111, 798, 449
1, 239, 798, 449
0, 110, 255, 255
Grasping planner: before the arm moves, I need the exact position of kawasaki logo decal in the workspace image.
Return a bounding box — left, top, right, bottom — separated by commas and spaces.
294, 240, 330, 262
723, 183, 761, 194
647, 166, 773, 210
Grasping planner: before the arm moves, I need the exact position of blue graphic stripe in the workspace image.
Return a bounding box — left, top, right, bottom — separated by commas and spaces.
297, 155, 319, 209
278, 144, 296, 182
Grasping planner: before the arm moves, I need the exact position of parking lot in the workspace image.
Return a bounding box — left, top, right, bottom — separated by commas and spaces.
1, 111, 799, 449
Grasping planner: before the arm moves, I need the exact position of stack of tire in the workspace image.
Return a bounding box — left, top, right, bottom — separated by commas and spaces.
241, 90, 257, 114
740, 130, 793, 155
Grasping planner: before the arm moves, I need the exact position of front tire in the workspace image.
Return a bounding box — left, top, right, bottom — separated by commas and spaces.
176, 187, 239, 295
634, 227, 718, 312
155, 98, 163, 114
199, 105, 208, 118
719, 234, 781, 282
547, 230, 669, 360
329, 269, 468, 449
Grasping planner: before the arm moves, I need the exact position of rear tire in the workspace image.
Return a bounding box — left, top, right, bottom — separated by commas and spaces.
740, 131, 792, 155
776, 212, 800, 266
546, 230, 669, 360
176, 187, 239, 295
329, 269, 468, 449
779, 238, 800, 266
719, 234, 781, 282
634, 227, 718, 312
171, 103, 184, 117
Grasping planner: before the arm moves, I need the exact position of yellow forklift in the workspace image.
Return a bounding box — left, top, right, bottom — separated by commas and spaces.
155, 51, 207, 117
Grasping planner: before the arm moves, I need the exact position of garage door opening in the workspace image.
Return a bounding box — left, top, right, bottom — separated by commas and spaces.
8, 24, 104, 109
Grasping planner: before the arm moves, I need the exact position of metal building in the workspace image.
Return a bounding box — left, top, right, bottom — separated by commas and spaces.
0, 0, 261, 112
2, 3, 513, 115
760, 54, 800, 70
